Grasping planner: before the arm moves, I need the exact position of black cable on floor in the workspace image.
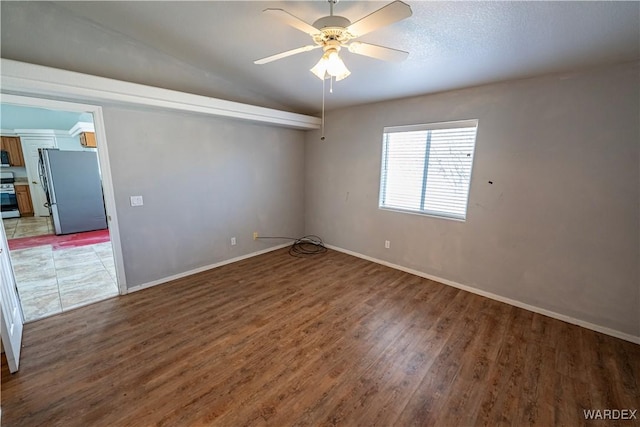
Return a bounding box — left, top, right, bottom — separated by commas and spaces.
256, 234, 327, 258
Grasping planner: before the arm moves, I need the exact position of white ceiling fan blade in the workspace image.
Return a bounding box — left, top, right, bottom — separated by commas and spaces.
254, 45, 321, 65
263, 9, 321, 36
347, 42, 409, 62
346, 1, 412, 37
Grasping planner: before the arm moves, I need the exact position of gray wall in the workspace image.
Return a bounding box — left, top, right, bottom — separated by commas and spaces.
0, 104, 85, 130
103, 106, 305, 287
305, 61, 640, 337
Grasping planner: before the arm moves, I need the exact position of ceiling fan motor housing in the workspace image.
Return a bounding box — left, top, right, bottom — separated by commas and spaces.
312, 16, 355, 44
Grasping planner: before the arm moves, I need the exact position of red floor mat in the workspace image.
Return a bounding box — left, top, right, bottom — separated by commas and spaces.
8, 229, 110, 251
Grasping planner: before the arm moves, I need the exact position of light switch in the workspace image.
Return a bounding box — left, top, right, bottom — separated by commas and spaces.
130, 195, 144, 207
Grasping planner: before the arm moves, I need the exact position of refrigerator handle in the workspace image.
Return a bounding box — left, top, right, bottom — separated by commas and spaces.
48, 180, 56, 205
42, 150, 57, 205
38, 151, 47, 193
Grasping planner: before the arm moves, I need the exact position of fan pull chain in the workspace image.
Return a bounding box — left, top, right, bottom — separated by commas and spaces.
320, 76, 326, 140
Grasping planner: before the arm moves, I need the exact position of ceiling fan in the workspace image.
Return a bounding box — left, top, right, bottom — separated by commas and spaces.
254, 0, 413, 82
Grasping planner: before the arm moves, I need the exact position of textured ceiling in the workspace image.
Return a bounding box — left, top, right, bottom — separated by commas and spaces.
3, 1, 639, 115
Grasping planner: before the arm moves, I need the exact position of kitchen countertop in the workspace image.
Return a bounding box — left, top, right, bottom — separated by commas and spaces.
14, 178, 29, 185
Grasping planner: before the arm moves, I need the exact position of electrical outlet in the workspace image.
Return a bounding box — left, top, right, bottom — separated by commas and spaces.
385, 240, 390, 249
253, 232, 258, 240
130, 195, 144, 207
231, 237, 236, 246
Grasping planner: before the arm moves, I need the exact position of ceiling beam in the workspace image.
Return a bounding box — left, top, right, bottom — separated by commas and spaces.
0, 59, 321, 130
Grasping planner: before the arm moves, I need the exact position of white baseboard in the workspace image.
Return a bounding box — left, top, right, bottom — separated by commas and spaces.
326, 244, 640, 345
127, 243, 291, 294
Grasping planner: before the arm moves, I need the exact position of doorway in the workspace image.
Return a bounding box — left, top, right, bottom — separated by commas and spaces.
0, 96, 125, 322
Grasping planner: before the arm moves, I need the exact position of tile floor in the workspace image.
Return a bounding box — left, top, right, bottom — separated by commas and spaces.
3, 216, 53, 239
3, 217, 119, 322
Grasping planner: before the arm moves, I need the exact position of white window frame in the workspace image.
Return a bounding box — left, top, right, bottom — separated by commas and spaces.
378, 119, 479, 221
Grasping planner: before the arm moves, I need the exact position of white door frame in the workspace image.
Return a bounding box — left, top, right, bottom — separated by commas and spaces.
1, 218, 24, 373
1, 94, 127, 294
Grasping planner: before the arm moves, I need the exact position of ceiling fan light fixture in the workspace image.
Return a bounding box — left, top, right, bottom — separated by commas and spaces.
310, 48, 351, 81
310, 57, 327, 80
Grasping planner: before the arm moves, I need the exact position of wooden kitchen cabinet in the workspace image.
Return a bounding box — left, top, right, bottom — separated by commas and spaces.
80, 132, 97, 148
0, 136, 25, 166
15, 184, 34, 217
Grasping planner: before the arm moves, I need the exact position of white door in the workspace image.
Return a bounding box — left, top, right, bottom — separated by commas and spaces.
0, 219, 24, 373
20, 137, 56, 217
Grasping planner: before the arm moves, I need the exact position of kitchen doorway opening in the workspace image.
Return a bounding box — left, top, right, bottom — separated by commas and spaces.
0, 95, 125, 322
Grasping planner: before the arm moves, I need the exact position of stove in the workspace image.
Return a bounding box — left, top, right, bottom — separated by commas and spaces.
1, 172, 20, 219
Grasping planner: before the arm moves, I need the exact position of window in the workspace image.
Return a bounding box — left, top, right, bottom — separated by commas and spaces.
379, 119, 478, 220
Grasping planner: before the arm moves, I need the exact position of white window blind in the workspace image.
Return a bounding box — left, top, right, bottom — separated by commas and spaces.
379, 119, 478, 220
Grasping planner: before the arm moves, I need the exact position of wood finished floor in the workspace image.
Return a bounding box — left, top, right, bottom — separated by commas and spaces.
2, 248, 639, 426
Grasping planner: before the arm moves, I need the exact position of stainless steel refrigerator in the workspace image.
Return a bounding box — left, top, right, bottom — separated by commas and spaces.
39, 149, 108, 235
